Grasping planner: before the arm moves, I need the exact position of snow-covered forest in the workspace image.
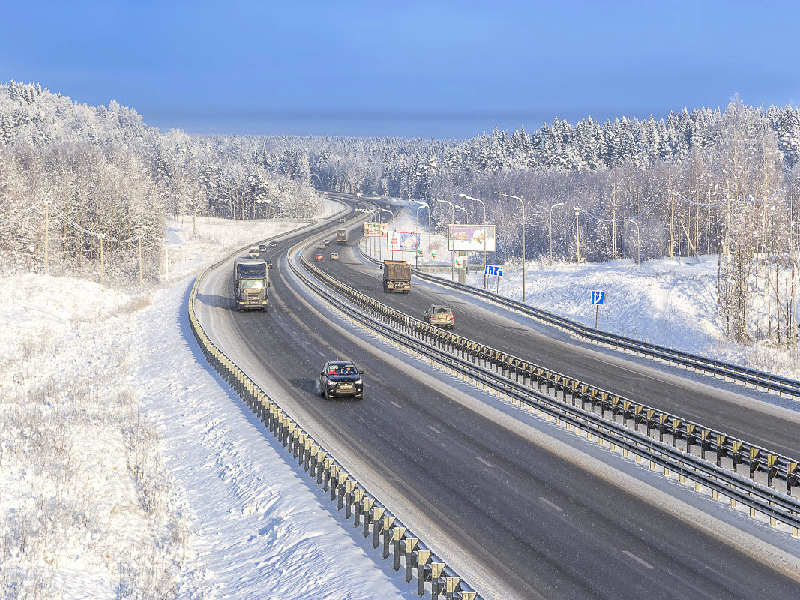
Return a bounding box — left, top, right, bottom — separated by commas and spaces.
0, 82, 322, 281
4, 80, 800, 344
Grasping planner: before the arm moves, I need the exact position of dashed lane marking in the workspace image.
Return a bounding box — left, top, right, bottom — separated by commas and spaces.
538, 497, 563, 512
622, 550, 654, 569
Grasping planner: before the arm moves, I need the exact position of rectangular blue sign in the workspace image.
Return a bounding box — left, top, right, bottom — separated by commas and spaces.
591, 290, 605, 305
485, 265, 503, 277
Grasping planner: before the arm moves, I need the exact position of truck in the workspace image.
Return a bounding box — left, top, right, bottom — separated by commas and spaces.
336, 229, 348, 245
383, 260, 411, 293
233, 258, 269, 311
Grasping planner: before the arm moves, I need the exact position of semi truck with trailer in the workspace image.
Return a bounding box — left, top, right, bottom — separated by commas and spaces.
382, 260, 411, 293
336, 229, 348, 245
233, 258, 269, 311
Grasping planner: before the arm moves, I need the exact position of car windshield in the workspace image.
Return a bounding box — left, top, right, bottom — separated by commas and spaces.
327, 364, 356, 376
241, 279, 264, 289
436, 308, 451, 314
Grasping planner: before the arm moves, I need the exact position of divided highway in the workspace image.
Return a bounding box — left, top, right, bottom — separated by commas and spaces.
194, 202, 800, 600
320, 210, 800, 463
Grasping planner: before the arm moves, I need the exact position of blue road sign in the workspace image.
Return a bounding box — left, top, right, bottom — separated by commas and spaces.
591, 290, 605, 305
485, 265, 503, 277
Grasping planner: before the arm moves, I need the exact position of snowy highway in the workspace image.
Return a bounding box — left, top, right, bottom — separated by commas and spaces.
194, 204, 800, 600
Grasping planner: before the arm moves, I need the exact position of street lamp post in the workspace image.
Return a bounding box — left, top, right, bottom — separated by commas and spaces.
411, 200, 431, 268
459, 193, 488, 288
378, 207, 393, 260
496, 193, 527, 303
548, 201, 565, 262
453, 205, 467, 279
437, 199, 457, 280
627, 219, 641, 266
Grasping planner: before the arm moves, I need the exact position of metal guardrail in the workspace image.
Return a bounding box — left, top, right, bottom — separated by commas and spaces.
188, 230, 480, 599
303, 248, 800, 535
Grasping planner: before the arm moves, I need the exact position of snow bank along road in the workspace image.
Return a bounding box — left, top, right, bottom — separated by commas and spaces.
194, 201, 800, 600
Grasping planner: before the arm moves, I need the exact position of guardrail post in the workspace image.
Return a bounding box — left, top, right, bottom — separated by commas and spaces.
353, 488, 364, 525
700, 429, 711, 460
307, 444, 317, 473
788, 462, 798, 496
392, 526, 406, 571
430, 562, 445, 599
404, 537, 418, 582
416, 548, 431, 596
749, 447, 761, 480
343, 477, 354, 515
444, 576, 460, 600
382, 515, 395, 559
361, 496, 374, 534
731, 440, 743, 474
372, 506, 385, 548
685, 424, 696, 455
330, 465, 342, 501
716, 435, 726, 467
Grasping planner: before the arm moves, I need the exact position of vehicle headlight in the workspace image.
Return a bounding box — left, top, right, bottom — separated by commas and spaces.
354, 379, 362, 385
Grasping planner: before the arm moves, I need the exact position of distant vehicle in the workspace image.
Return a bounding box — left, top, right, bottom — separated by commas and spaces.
383, 260, 411, 293
269, 240, 278, 248
233, 258, 269, 311
324, 239, 331, 246
425, 304, 454, 329
266, 259, 273, 269
336, 229, 348, 245
330, 252, 339, 260
317, 242, 326, 249
258, 244, 267, 252
314, 253, 324, 262
248, 246, 260, 259
339, 217, 346, 223
319, 360, 364, 400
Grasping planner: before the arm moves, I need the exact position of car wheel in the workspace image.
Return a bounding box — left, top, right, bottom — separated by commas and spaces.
323, 387, 329, 400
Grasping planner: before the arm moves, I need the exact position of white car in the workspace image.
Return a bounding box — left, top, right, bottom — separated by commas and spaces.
330, 252, 339, 260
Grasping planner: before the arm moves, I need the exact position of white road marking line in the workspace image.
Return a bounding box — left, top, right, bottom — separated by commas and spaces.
538, 497, 563, 512
428, 425, 441, 434
476, 456, 493, 467
622, 550, 654, 569
390, 401, 402, 408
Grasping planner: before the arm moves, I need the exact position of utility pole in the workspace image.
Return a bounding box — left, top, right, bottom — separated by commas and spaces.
193, 193, 197, 235
100, 235, 105, 286
138, 237, 143, 286
575, 207, 581, 264
496, 193, 527, 303
612, 168, 617, 259
44, 200, 50, 273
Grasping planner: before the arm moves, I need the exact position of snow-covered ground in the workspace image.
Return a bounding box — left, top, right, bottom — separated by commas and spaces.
0, 201, 412, 599
389, 205, 800, 380
5, 197, 800, 598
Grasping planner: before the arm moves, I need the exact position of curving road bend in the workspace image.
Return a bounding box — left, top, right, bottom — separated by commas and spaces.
194, 205, 800, 600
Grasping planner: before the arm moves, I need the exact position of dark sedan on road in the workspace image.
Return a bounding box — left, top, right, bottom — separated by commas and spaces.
319, 361, 364, 400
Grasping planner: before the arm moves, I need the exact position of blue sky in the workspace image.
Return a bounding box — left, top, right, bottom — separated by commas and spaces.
2, 0, 799, 138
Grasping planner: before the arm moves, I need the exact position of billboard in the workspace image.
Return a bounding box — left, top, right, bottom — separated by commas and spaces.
448, 224, 496, 252
364, 222, 388, 237
388, 231, 421, 252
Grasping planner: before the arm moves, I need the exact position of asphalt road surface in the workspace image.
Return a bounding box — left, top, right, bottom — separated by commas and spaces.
194, 202, 800, 600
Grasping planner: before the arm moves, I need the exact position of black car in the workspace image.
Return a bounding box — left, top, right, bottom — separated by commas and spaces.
319, 360, 364, 399
258, 244, 267, 252
269, 240, 278, 248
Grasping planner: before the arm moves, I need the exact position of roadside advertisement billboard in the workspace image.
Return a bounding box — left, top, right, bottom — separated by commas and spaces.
363, 222, 388, 237
388, 231, 421, 252
447, 224, 497, 252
